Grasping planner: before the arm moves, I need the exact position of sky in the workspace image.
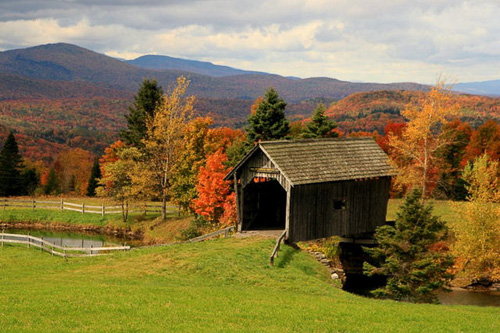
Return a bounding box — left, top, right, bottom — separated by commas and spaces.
0, 0, 499, 84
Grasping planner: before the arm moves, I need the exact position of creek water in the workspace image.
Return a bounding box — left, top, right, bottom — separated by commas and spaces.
2, 228, 144, 248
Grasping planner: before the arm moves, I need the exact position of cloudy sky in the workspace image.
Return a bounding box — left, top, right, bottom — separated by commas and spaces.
0, 0, 498, 84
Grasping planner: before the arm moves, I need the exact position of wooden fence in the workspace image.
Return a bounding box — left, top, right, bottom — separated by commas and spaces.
0, 199, 177, 216
0, 233, 130, 258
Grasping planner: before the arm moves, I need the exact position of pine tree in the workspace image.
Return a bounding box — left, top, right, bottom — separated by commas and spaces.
247, 88, 289, 144
364, 190, 454, 303
120, 79, 163, 147
0, 132, 24, 196
301, 103, 338, 138
86, 158, 102, 197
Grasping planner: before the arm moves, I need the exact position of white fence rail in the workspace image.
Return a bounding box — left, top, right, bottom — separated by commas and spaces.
0, 233, 130, 257
0, 199, 178, 216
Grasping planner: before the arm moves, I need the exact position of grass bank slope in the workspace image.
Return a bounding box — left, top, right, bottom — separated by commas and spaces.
0, 237, 498, 332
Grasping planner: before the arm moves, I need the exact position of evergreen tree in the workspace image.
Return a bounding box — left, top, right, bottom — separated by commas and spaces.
301, 103, 338, 138
120, 79, 163, 147
44, 168, 59, 195
247, 88, 289, 144
21, 167, 39, 196
0, 132, 24, 196
86, 158, 102, 197
364, 190, 454, 303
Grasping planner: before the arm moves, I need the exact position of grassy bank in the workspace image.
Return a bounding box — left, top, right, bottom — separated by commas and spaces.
387, 199, 459, 225
0, 237, 498, 332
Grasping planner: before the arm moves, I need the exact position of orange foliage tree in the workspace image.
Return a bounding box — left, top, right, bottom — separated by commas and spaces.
192, 150, 235, 226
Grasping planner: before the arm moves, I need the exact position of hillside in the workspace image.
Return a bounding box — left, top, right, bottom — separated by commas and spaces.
1, 237, 498, 332
326, 90, 500, 133
126, 54, 266, 77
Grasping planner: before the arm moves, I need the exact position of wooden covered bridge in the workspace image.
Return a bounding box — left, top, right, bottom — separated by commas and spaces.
225, 137, 396, 243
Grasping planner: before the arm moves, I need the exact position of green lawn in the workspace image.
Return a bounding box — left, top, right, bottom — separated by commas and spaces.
387, 199, 460, 225
1, 237, 498, 332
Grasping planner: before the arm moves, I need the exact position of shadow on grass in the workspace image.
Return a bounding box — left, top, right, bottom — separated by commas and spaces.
275, 244, 300, 268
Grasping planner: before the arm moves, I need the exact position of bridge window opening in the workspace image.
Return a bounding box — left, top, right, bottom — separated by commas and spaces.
333, 199, 347, 210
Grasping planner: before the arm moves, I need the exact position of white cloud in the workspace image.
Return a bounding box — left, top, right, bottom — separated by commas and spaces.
0, 0, 500, 83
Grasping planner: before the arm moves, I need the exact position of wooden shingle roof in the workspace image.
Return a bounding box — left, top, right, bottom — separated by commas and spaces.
227, 137, 396, 186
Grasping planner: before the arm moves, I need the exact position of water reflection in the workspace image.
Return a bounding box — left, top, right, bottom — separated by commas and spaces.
438, 289, 500, 307
2, 228, 141, 248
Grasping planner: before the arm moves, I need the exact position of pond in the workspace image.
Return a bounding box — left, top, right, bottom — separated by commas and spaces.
2, 228, 146, 248
438, 289, 500, 307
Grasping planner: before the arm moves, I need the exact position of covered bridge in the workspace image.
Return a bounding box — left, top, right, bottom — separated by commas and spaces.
225, 137, 396, 243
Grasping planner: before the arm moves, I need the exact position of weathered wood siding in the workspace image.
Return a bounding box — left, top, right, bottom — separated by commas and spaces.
287, 177, 391, 242
238, 150, 290, 191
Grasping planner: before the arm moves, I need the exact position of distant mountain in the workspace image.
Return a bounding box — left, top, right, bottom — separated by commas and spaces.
454, 80, 500, 97
0, 43, 430, 103
126, 55, 266, 77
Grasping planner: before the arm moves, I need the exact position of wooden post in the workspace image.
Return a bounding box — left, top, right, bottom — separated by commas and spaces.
90, 244, 93, 255
27, 232, 30, 248
82, 203, 85, 214
101, 204, 104, 216
60, 199, 63, 212
32, 199, 35, 211
40, 237, 43, 252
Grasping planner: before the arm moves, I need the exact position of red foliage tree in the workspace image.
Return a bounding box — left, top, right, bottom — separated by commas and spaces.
192, 150, 235, 225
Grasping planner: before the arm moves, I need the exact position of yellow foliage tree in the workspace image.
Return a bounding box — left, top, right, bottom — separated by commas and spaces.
138, 76, 195, 220
452, 154, 500, 284
388, 83, 459, 198
97, 147, 143, 222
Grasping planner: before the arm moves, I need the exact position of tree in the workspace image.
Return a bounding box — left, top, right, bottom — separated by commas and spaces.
86, 158, 102, 197
388, 83, 459, 198
434, 120, 472, 200
192, 150, 234, 225
21, 167, 39, 196
301, 103, 338, 138
43, 168, 59, 195
364, 190, 454, 303
170, 117, 212, 211
54, 148, 94, 195
0, 132, 24, 196
247, 88, 289, 144
465, 120, 500, 161
140, 76, 195, 220
97, 148, 143, 222
451, 154, 500, 284
120, 79, 163, 147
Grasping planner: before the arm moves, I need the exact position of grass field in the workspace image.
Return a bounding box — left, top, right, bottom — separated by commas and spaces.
1, 237, 498, 332
387, 199, 459, 225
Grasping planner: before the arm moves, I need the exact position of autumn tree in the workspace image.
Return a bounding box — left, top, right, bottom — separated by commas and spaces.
0, 132, 24, 196
171, 117, 212, 211
434, 120, 472, 200
97, 148, 144, 222
388, 83, 458, 198
54, 148, 94, 195
120, 79, 163, 147
139, 76, 195, 220
364, 190, 454, 303
465, 120, 500, 161
451, 154, 500, 284
247, 88, 289, 144
192, 149, 234, 225
43, 168, 59, 195
301, 103, 338, 138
